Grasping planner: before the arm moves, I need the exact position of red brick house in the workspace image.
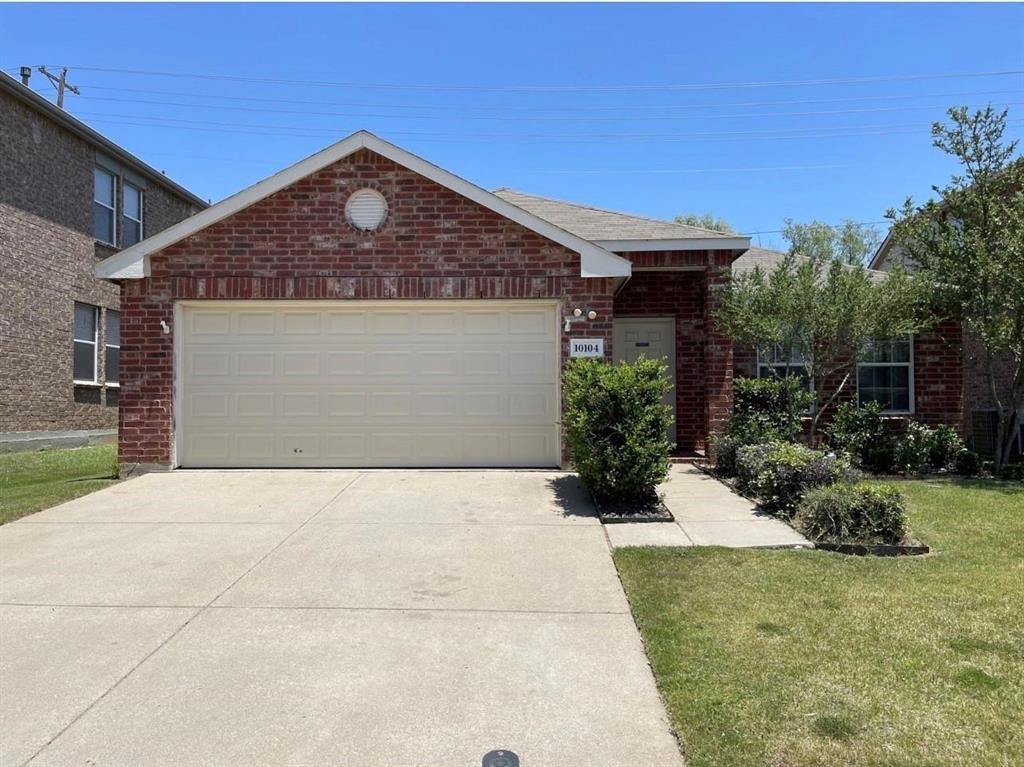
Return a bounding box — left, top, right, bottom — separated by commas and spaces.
95, 131, 967, 472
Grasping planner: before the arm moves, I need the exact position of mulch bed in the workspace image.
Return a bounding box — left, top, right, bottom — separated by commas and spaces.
593, 495, 674, 524
815, 540, 931, 557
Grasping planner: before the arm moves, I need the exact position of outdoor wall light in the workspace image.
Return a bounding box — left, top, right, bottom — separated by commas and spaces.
563, 306, 598, 332
160, 320, 170, 335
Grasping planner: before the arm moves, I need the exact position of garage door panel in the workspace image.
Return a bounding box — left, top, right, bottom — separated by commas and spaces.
180, 302, 559, 468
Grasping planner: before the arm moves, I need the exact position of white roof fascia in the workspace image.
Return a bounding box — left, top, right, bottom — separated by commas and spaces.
594, 237, 751, 252
95, 130, 630, 280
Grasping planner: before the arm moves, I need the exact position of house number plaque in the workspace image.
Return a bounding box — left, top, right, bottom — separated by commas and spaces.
569, 338, 604, 358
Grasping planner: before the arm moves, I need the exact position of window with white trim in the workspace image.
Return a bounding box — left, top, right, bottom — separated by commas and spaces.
757, 344, 807, 381
122, 183, 143, 246
94, 168, 116, 245
73, 303, 98, 383
858, 337, 913, 413
105, 310, 121, 385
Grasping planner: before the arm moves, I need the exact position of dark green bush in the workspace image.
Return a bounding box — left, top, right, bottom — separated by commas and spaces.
710, 433, 743, 477
892, 421, 966, 474
735, 441, 851, 518
562, 357, 673, 502
796, 482, 907, 544
929, 425, 966, 471
824, 401, 885, 466
998, 462, 1024, 482
712, 377, 812, 476
955, 449, 982, 476
732, 376, 813, 443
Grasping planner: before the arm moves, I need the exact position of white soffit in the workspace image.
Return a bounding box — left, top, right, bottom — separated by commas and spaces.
95, 130, 631, 280
596, 237, 751, 252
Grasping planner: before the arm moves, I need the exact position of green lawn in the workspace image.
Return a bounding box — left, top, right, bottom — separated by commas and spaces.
615, 480, 1024, 767
0, 444, 119, 524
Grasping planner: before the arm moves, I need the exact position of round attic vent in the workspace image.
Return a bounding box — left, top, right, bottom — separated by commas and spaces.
345, 189, 388, 231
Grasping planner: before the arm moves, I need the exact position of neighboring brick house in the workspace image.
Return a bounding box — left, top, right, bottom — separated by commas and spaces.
869, 236, 1022, 458
0, 71, 205, 441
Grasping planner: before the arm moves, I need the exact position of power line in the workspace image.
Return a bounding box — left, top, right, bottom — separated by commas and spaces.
72, 109, 974, 140
63, 81, 1024, 114
742, 220, 890, 236
58, 92, 1022, 124
48, 64, 1024, 93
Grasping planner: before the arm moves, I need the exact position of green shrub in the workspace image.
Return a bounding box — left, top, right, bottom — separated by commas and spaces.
892, 421, 936, 474
891, 421, 966, 474
930, 425, 966, 471
712, 377, 812, 475
562, 357, 673, 502
955, 449, 982, 476
998, 462, 1024, 482
732, 376, 813, 443
796, 482, 907, 544
710, 433, 743, 478
824, 401, 886, 466
735, 441, 850, 518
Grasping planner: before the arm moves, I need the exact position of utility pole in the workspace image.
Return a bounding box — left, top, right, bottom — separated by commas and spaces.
37, 66, 79, 109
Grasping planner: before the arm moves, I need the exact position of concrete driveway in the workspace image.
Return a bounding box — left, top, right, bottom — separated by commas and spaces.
0, 470, 683, 767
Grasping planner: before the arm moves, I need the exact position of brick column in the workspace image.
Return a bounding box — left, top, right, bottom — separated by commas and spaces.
703, 258, 734, 453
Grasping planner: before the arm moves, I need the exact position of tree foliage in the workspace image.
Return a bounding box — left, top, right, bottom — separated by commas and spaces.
716, 253, 926, 445
782, 218, 882, 266
887, 106, 1024, 468
675, 212, 735, 233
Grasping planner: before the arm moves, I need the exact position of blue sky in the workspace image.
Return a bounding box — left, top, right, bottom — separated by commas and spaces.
3, 2, 1022, 249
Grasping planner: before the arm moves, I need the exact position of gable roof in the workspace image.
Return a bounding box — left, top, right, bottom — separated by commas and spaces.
0, 71, 206, 210
493, 189, 751, 252
94, 131, 631, 280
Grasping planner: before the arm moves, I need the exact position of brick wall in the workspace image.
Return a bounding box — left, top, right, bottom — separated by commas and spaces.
118, 148, 617, 468
729, 319, 966, 438
0, 88, 197, 433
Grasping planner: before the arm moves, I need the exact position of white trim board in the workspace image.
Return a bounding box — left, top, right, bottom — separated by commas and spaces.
95, 131, 631, 281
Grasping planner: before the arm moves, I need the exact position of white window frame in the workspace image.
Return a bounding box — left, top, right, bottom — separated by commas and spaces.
122, 182, 144, 247
757, 344, 808, 381
73, 303, 99, 385
856, 336, 915, 415
105, 309, 121, 388
94, 167, 117, 246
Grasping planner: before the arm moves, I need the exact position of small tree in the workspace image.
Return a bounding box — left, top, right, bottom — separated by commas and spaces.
783, 218, 882, 266
717, 253, 925, 446
675, 212, 735, 233
887, 106, 1024, 469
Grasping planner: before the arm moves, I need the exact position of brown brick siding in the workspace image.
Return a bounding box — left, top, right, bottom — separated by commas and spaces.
0, 87, 197, 432
731, 319, 966, 436
118, 148, 616, 468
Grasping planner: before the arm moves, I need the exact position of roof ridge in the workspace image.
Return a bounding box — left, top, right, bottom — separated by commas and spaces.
494, 188, 730, 237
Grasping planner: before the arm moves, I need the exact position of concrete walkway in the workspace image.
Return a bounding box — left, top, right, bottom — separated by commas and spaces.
605, 464, 811, 549
0, 470, 683, 767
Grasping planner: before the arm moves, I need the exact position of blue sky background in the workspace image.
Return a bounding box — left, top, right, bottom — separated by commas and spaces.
3, 2, 1022, 249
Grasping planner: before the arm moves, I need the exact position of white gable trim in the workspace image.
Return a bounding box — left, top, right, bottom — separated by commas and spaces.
95, 130, 630, 280
595, 237, 751, 252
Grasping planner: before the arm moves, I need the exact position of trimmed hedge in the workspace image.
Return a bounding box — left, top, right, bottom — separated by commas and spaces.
562, 357, 673, 502
796, 483, 907, 545
735, 441, 851, 518
712, 377, 813, 477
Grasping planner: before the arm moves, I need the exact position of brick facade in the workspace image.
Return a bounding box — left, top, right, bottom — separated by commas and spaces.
118, 149, 617, 468
0, 86, 198, 433
732, 320, 966, 439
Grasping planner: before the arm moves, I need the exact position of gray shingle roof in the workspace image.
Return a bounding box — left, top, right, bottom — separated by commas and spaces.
733, 246, 887, 282
492, 189, 738, 242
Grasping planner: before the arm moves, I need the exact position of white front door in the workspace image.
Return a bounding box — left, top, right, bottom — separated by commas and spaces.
612, 317, 677, 446
177, 300, 560, 468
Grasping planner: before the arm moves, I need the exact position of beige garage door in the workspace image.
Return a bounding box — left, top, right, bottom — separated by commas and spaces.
177, 301, 560, 468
